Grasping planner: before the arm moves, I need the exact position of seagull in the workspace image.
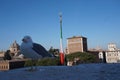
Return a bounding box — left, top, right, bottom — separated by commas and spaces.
20, 36, 52, 59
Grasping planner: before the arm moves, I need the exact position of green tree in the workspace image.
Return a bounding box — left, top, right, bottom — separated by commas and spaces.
24, 57, 60, 67
66, 52, 96, 64
48, 47, 59, 57
4, 50, 12, 60
36, 57, 59, 66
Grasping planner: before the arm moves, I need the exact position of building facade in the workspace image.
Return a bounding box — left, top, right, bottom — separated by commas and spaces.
67, 36, 88, 54
0, 60, 26, 71
106, 51, 120, 63
0, 51, 5, 60
108, 43, 117, 51
105, 43, 120, 63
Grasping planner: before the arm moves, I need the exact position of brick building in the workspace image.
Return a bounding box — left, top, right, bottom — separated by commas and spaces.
66, 36, 88, 54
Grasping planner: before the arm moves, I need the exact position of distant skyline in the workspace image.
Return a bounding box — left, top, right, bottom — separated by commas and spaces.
0, 0, 120, 50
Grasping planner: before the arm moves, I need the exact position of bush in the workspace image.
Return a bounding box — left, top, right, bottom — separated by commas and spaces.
66, 52, 96, 64
24, 57, 60, 67
36, 57, 59, 66
24, 59, 37, 67
4, 50, 12, 60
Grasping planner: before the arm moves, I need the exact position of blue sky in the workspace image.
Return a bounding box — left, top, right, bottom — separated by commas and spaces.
0, 0, 120, 50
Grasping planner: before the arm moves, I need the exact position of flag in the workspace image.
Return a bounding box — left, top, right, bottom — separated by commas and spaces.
59, 14, 64, 65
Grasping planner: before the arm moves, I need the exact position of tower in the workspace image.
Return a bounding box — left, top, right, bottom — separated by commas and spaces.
67, 36, 88, 54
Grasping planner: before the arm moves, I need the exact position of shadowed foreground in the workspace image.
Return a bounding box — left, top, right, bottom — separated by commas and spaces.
0, 63, 120, 80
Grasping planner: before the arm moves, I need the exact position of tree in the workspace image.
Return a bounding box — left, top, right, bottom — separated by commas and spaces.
4, 50, 12, 60
48, 46, 59, 57
66, 52, 96, 65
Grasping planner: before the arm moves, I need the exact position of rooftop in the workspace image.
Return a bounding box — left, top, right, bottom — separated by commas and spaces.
67, 36, 87, 39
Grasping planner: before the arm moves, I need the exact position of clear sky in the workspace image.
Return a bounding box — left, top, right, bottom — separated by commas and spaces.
0, 0, 120, 51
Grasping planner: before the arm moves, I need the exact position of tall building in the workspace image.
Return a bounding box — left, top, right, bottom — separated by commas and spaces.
67, 36, 88, 54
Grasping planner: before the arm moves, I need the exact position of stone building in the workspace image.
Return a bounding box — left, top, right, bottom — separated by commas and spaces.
66, 36, 88, 54
0, 60, 26, 71
106, 50, 120, 63
0, 51, 5, 60
106, 43, 120, 63
108, 43, 117, 51
9, 41, 20, 56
